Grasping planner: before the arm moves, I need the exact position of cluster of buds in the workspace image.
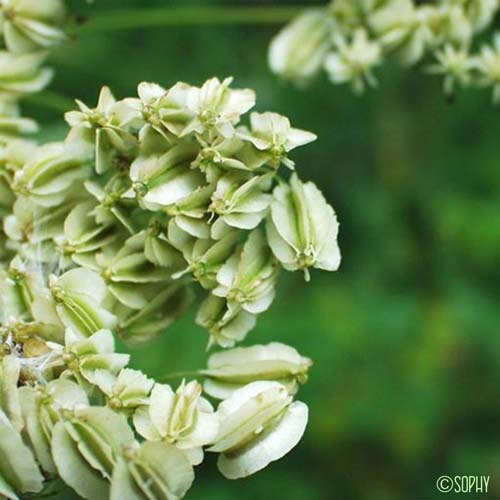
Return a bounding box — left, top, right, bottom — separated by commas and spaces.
0, 0, 72, 263
0, 327, 313, 498
0, 74, 340, 498
269, 0, 500, 101
2, 77, 341, 348
0, 1, 342, 497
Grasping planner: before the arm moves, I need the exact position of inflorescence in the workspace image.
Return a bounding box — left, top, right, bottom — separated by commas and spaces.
0, 3, 341, 498
269, 0, 500, 101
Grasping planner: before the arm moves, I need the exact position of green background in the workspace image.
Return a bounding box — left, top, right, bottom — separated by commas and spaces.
29, 1, 500, 499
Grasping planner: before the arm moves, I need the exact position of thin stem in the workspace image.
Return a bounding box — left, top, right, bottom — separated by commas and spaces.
159, 370, 204, 382
78, 5, 308, 33
25, 90, 75, 113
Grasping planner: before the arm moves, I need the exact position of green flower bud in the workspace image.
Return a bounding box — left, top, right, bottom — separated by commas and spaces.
96, 232, 173, 310
126, 141, 202, 210
4, 195, 73, 244
0, 408, 43, 498
111, 441, 194, 500
19, 379, 88, 475
169, 219, 240, 289
31, 268, 116, 339
202, 342, 313, 399
51, 406, 135, 500
59, 201, 122, 268
12, 141, 92, 207
196, 294, 257, 348
63, 329, 129, 387
116, 282, 193, 345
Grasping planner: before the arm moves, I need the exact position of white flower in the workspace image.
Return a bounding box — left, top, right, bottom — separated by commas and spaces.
0, 50, 53, 94
442, 0, 498, 32
94, 368, 154, 413
269, 9, 333, 84
325, 29, 382, 93
65, 86, 140, 174
0, 0, 66, 53
428, 44, 475, 95
266, 174, 341, 280
241, 112, 317, 169
31, 268, 117, 339
213, 228, 278, 315
111, 441, 194, 500
475, 33, 500, 102
182, 77, 255, 137
62, 329, 129, 386
202, 342, 313, 399
125, 81, 193, 138
133, 380, 219, 465
208, 381, 308, 479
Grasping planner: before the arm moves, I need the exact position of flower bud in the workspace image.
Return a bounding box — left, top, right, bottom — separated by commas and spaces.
213, 228, 278, 315
52, 406, 135, 499
65, 86, 140, 174
19, 379, 88, 474
0, 51, 53, 93
196, 294, 257, 348
63, 329, 129, 387
208, 381, 308, 479
111, 441, 194, 500
0, 0, 66, 53
31, 268, 117, 339
95, 368, 154, 413
269, 9, 333, 84
0, 408, 43, 497
266, 173, 341, 280
133, 380, 219, 465
202, 342, 312, 399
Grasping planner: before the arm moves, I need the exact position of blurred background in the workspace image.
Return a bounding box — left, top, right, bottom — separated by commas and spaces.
29, 1, 500, 498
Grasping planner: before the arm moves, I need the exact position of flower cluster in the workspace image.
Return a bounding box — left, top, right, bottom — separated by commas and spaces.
0, 0, 72, 263
0, 75, 340, 498
269, 0, 500, 101
0, 1, 342, 496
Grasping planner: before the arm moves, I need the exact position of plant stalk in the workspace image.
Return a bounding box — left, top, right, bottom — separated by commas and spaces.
78, 5, 308, 32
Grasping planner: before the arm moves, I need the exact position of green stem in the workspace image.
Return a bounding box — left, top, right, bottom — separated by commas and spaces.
159, 370, 204, 382
25, 90, 75, 113
78, 5, 308, 33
